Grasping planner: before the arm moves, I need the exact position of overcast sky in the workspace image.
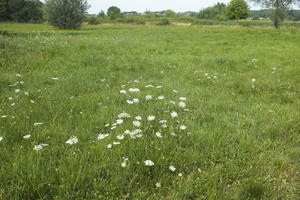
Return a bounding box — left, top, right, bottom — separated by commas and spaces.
87, 0, 261, 14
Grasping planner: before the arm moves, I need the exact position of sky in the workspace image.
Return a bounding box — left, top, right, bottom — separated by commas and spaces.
87, 0, 261, 14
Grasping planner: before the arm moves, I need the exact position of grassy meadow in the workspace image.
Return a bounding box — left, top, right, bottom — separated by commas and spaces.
0, 23, 300, 199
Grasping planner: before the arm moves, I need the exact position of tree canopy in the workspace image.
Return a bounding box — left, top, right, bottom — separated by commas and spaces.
107, 6, 122, 20
225, 0, 249, 20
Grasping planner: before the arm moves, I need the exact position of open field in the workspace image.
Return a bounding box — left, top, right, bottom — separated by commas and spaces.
0, 23, 300, 199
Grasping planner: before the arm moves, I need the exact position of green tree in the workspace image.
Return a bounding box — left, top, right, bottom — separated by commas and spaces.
107, 6, 122, 20
44, 0, 89, 29
226, 0, 249, 20
165, 9, 177, 17
198, 3, 227, 20
98, 10, 105, 18
0, 0, 43, 22
250, 0, 300, 28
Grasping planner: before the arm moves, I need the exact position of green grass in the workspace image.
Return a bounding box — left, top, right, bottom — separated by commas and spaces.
0, 23, 299, 199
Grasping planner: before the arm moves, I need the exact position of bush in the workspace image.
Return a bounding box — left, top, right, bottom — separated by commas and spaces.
44, 0, 89, 29
157, 18, 170, 26
116, 17, 145, 25
88, 17, 100, 25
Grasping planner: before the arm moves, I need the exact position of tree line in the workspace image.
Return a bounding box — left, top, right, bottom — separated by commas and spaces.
0, 0, 299, 29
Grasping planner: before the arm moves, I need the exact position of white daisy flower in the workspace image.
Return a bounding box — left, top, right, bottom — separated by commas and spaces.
145, 85, 154, 88
161, 124, 168, 128
178, 173, 183, 177
33, 143, 48, 151
252, 78, 256, 82
23, 134, 31, 139
97, 134, 109, 140
15, 89, 20, 93
107, 144, 112, 148
133, 121, 141, 127
116, 119, 124, 124
157, 96, 165, 100
170, 132, 176, 136
135, 116, 142, 120
147, 115, 156, 121
133, 98, 139, 103
118, 113, 131, 118
144, 160, 155, 166
116, 135, 124, 140
180, 125, 187, 130
34, 122, 43, 126
156, 86, 163, 88
132, 129, 142, 134
127, 100, 134, 104
120, 90, 127, 94
121, 161, 127, 168
172, 89, 178, 93
113, 142, 120, 145
145, 95, 153, 100
65, 136, 78, 145
16, 74, 22, 77
155, 132, 162, 138
170, 111, 178, 118
51, 77, 59, 80
159, 120, 167, 124
128, 88, 140, 93
24, 92, 29, 96
124, 130, 131, 134
0, 136, 3, 142
169, 165, 176, 172
178, 101, 186, 108
1, 115, 8, 118
179, 97, 187, 101
155, 182, 161, 188
169, 101, 176, 104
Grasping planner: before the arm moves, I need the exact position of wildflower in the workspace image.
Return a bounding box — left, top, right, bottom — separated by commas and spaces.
133, 98, 139, 103
33, 143, 48, 151
145, 85, 154, 88
128, 88, 140, 93
107, 144, 112, 148
156, 86, 163, 88
179, 97, 187, 101
113, 142, 120, 145
155, 182, 161, 188
23, 134, 31, 139
169, 165, 176, 172
116, 119, 124, 124
116, 135, 124, 140
118, 113, 131, 118
252, 78, 256, 82
147, 115, 156, 121
252, 58, 257, 63
105, 123, 110, 127
51, 77, 59, 80
144, 160, 155, 166
127, 100, 134, 104
15, 89, 20, 93
170, 132, 176, 136
1, 115, 8, 118
97, 134, 109, 140
121, 161, 127, 168
65, 136, 78, 145
135, 116, 142, 121
159, 120, 167, 124
132, 129, 142, 134
133, 121, 141, 127
157, 96, 165, 100
24, 92, 29, 96
178, 102, 186, 108
8, 97, 13, 100
0, 136, 3, 142
34, 122, 43, 126
155, 132, 162, 138
161, 124, 168, 128
16, 74, 22, 77
124, 130, 131, 134
170, 111, 178, 118
11, 103, 15, 106
180, 125, 187, 130
178, 173, 183, 177
169, 101, 176, 104
172, 89, 178, 93
145, 95, 152, 100
120, 90, 127, 94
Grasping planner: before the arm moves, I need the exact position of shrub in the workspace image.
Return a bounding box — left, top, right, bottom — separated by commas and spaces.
157, 18, 170, 26
88, 17, 100, 25
44, 0, 89, 29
